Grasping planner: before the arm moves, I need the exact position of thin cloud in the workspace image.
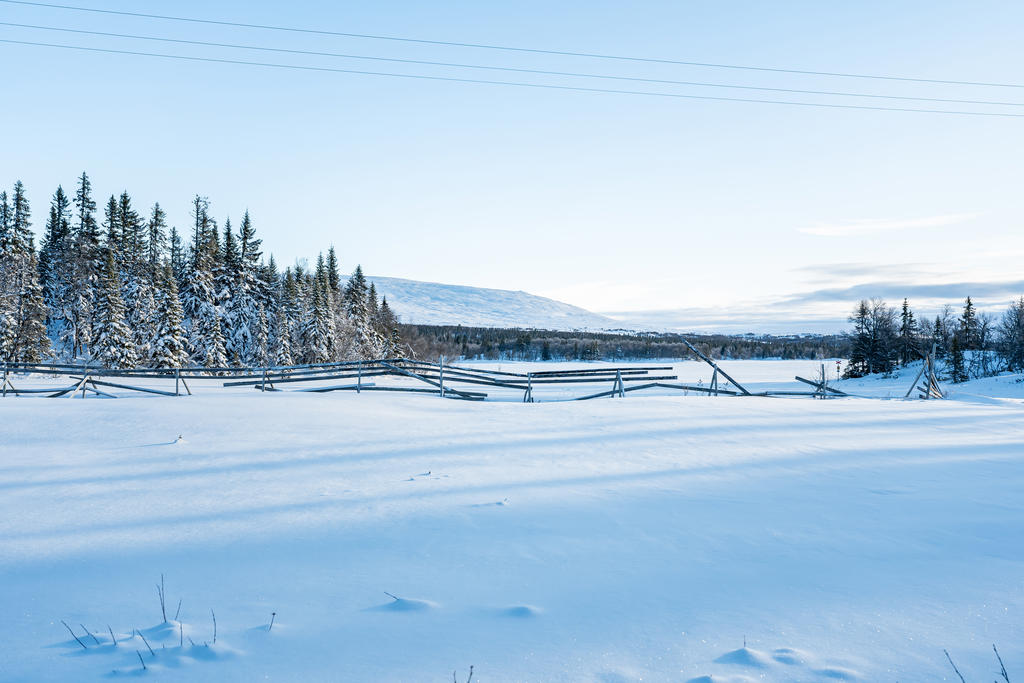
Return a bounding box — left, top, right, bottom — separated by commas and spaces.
799, 213, 976, 237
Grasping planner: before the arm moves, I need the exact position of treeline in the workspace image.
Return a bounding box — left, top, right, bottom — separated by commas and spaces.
845, 296, 1024, 382
0, 175, 401, 368
402, 324, 851, 362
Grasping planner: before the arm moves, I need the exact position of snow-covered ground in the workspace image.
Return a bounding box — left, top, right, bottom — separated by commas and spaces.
368, 276, 623, 330
1, 360, 1022, 681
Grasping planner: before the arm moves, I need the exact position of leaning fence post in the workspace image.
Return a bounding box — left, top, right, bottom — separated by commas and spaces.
261, 366, 268, 392
523, 372, 533, 403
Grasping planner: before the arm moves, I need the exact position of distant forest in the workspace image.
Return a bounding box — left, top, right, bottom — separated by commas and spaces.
402, 325, 851, 362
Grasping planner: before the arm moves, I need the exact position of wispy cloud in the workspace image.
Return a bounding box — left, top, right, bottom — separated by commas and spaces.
799, 213, 976, 237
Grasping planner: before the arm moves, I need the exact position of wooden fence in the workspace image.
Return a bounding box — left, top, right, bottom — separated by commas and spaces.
0, 352, 872, 402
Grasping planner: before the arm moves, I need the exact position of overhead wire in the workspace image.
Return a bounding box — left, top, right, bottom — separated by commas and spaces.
2, 21, 1023, 108
2, 38, 1022, 118
1, 0, 1022, 89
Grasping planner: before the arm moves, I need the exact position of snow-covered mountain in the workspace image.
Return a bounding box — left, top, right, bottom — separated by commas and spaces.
367, 276, 621, 330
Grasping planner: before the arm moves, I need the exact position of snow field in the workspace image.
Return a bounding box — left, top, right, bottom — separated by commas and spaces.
0, 360, 1022, 681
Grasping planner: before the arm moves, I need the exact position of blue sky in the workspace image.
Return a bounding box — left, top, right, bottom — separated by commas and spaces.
2, 1, 1023, 331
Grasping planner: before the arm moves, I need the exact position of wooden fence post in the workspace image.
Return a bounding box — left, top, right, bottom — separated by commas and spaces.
357, 361, 362, 394
439, 356, 445, 398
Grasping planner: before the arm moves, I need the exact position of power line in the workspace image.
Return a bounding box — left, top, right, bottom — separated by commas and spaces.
2, 38, 1022, 118
2, 0, 1022, 90
4, 21, 1023, 108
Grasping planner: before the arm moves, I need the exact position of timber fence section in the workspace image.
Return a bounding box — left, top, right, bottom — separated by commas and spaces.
1, 352, 925, 401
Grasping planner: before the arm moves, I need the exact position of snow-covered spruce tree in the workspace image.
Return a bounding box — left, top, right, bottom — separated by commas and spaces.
128, 280, 158, 364
117, 191, 146, 270
343, 265, 387, 359
223, 211, 265, 365
269, 302, 293, 366
0, 182, 51, 363
169, 226, 186, 288
91, 249, 137, 368
998, 297, 1024, 372
39, 185, 72, 343
377, 296, 403, 357
959, 296, 977, 350
252, 304, 269, 367
146, 202, 168, 276
301, 261, 335, 364
897, 298, 919, 366
181, 198, 227, 368
151, 264, 189, 369
948, 334, 968, 383
67, 172, 103, 358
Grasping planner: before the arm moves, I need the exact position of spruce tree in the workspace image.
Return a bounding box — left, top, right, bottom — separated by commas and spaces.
897, 298, 918, 366
92, 249, 137, 368
0, 183, 50, 363
147, 202, 168, 275
998, 297, 1024, 373
69, 171, 102, 358
39, 185, 72, 339
948, 334, 967, 383
959, 296, 977, 350
151, 265, 189, 368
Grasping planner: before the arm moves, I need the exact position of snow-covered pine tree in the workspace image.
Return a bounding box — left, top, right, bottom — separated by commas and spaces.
68, 171, 103, 358
102, 195, 122, 267
959, 296, 977, 350
39, 185, 72, 339
948, 334, 967, 383
91, 249, 137, 368
301, 258, 335, 363
326, 246, 341, 299
169, 226, 186, 287
180, 200, 227, 368
998, 297, 1024, 373
897, 298, 919, 367
146, 202, 168, 276
252, 304, 269, 367
269, 302, 293, 366
128, 281, 157, 364
0, 182, 51, 362
377, 296, 402, 357
342, 265, 385, 358
117, 191, 146, 271
151, 264, 189, 369
223, 211, 264, 365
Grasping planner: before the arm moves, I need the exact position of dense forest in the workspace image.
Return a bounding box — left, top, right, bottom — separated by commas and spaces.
401, 324, 851, 362
0, 175, 400, 368
844, 296, 1024, 382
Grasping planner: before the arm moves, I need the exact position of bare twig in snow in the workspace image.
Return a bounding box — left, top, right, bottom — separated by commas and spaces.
995, 644, 1010, 683
211, 609, 216, 644
268, 612, 276, 632
136, 650, 146, 670
137, 629, 154, 657
61, 620, 87, 649
179, 622, 183, 648
80, 623, 100, 645
384, 592, 400, 601
944, 649, 966, 683
157, 574, 166, 623
107, 624, 116, 647
174, 599, 182, 621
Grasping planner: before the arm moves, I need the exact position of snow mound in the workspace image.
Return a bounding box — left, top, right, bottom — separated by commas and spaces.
372, 594, 437, 612
714, 647, 772, 668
